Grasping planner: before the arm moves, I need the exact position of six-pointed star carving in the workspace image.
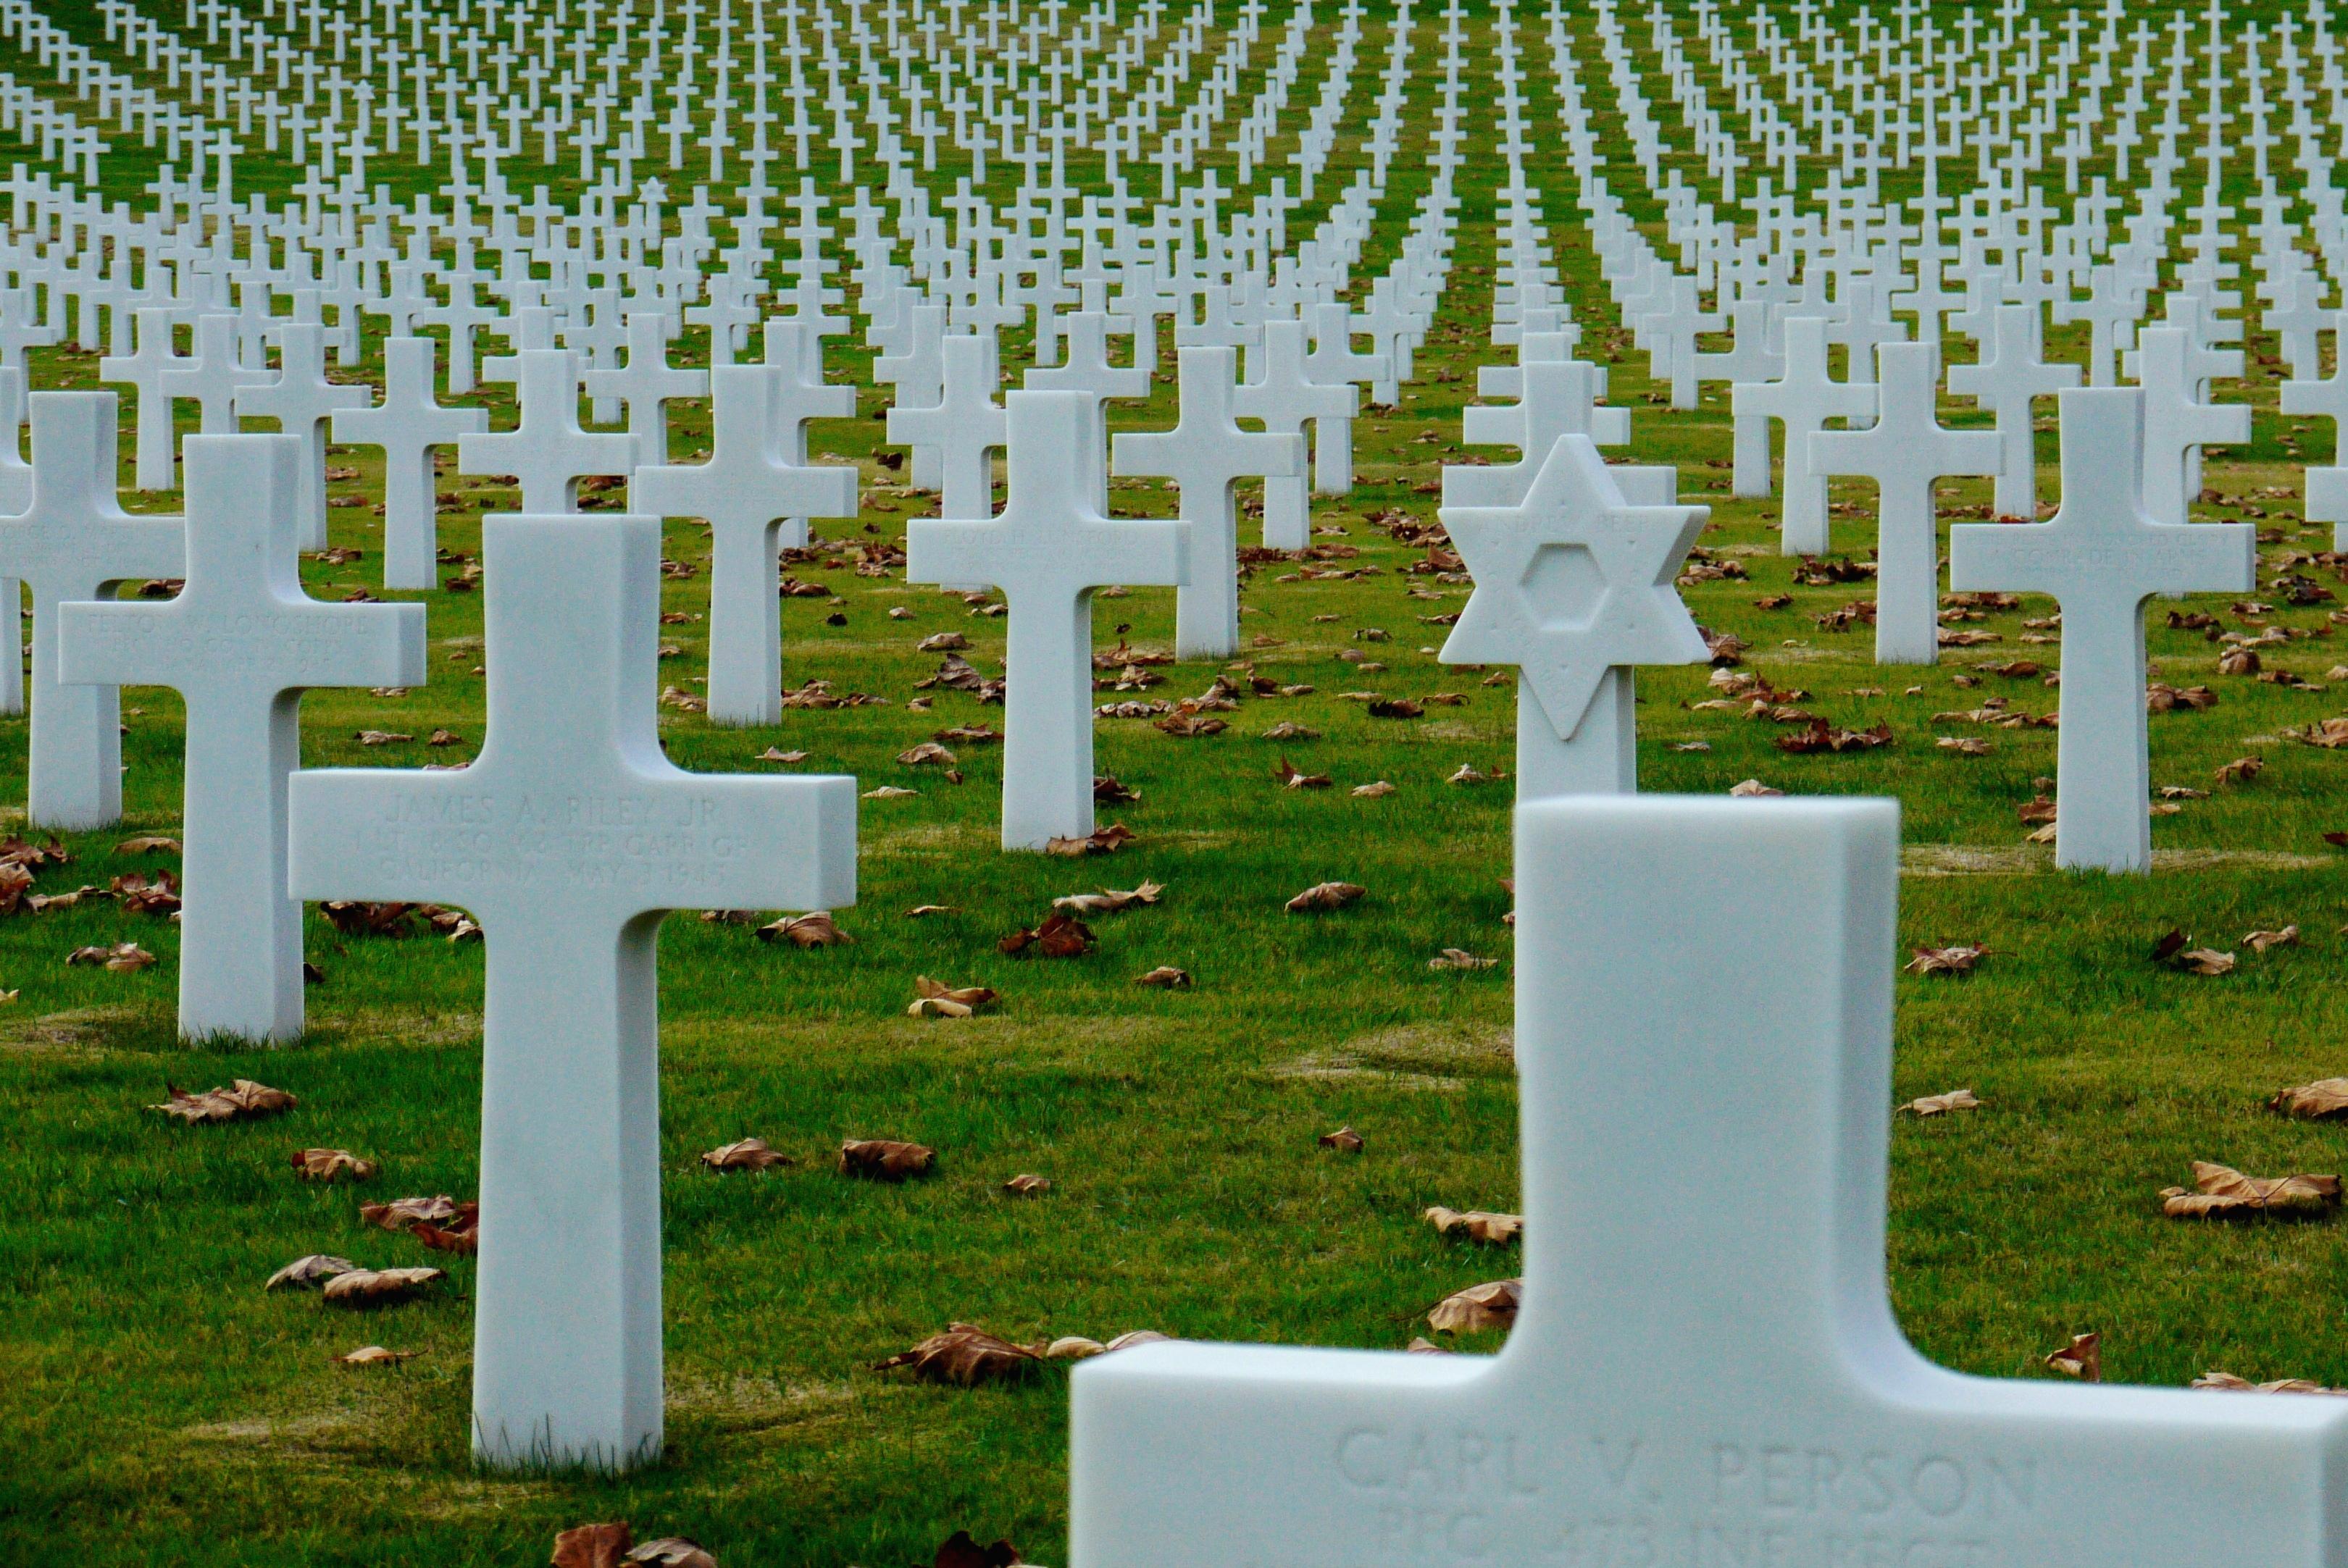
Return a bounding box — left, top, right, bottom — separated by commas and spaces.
1438, 434, 1709, 737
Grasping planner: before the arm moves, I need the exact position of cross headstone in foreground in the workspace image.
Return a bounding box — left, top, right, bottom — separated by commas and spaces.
288, 511, 858, 1470
57, 435, 423, 1041
906, 391, 1187, 851
1950, 389, 2252, 873
1440, 435, 1707, 799
1809, 342, 2002, 663
0, 393, 184, 830
1072, 794, 2348, 1568
1113, 344, 1303, 661
635, 364, 858, 726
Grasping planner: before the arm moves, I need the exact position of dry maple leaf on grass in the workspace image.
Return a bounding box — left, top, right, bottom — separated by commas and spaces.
1053, 881, 1163, 914
551, 1523, 713, 1568
2270, 1079, 2348, 1120
1133, 965, 1192, 988
152, 1079, 296, 1123
1897, 1089, 1981, 1117
1287, 880, 1366, 913
2192, 1371, 2348, 1396
2149, 927, 2236, 975
998, 911, 1097, 957
700, 1138, 793, 1172
2044, 1332, 2102, 1382
265, 1254, 358, 1291
321, 1266, 446, 1307
1427, 1278, 1521, 1333
2215, 755, 2265, 786
756, 911, 852, 947
70, 941, 155, 970
840, 1139, 936, 1181
2161, 1162, 2341, 1219
908, 976, 998, 1017
360, 1194, 465, 1231
872, 1324, 1042, 1386
411, 1215, 478, 1254
1351, 779, 1396, 797
1902, 944, 1988, 976
333, 1345, 419, 1367
1003, 1173, 1052, 1196
1045, 822, 1136, 856
291, 1146, 377, 1181
1319, 1125, 1364, 1153
2243, 925, 2301, 953
1275, 756, 1332, 789
1429, 947, 1497, 970
114, 834, 180, 855
1425, 1207, 1522, 1244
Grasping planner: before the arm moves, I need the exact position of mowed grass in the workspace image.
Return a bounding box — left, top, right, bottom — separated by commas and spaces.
7, 4, 2348, 1565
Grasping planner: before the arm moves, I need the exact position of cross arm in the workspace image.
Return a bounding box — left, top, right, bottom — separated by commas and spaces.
56, 600, 425, 691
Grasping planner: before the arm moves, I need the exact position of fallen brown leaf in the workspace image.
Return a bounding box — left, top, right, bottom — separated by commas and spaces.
1427, 1278, 1521, 1333
551, 1522, 635, 1568
2215, 755, 2265, 786
2270, 1079, 2348, 1120
756, 747, 809, 763
1132, 965, 1192, 988
114, 835, 180, 855
757, 911, 853, 947
152, 1078, 296, 1124
1045, 823, 1135, 856
701, 1138, 793, 1173
2243, 925, 2301, 953
2044, 1332, 2102, 1382
1053, 881, 1163, 915
1319, 1125, 1364, 1153
2192, 1371, 2348, 1395
359, 1194, 463, 1232
334, 1345, 419, 1367
626, 1539, 717, 1568
1351, 779, 1396, 797
840, 1139, 936, 1180
291, 1147, 377, 1181
905, 904, 958, 918
265, 1254, 358, 1291
898, 741, 956, 767
1775, 718, 1894, 754
1903, 944, 1987, 976
2161, 1162, 2341, 1219
355, 729, 413, 746
1897, 1089, 1981, 1117
1286, 881, 1365, 913
872, 1324, 1040, 1386
70, 941, 156, 970
1045, 1336, 1105, 1359
998, 910, 1097, 957
321, 1266, 446, 1306
1428, 947, 1497, 970
1275, 756, 1332, 789
908, 976, 998, 1017
932, 1530, 1025, 1568
411, 1217, 479, 1255
1425, 1207, 1522, 1244
1003, 1173, 1052, 1196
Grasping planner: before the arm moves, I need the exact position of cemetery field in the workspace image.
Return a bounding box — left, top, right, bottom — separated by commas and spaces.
7, 286, 2348, 1564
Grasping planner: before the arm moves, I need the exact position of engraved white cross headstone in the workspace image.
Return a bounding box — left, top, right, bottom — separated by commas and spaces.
334, 338, 490, 591
1950, 390, 2253, 873
1074, 792, 2348, 1568
1810, 343, 2002, 663
287, 511, 858, 1470
1440, 435, 1708, 800
906, 391, 1187, 851
1112, 345, 1303, 660
1947, 303, 2080, 519
56, 435, 423, 1041
634, 364, 858, 726
235, 322, 372, 552
0, 393, 183, 829
459, 348, 636, 514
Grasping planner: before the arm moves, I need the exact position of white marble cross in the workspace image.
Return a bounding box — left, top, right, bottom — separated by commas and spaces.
0, 393, 183, 829
906, 391, 1187, 851
585, 313, 708, 469
335, 338, 489, 590
635, 364, 857, 726
236, 322, 372, 552
887, 332, 1008, 522
1113, 345, 1303, 660
1073, 792, 2348, 1568
2281, 314, 2348, 548
1440, 435, 1707, 800
1232, 317, 1355, 550
1732, 316, 1876, 555
1950, 390, 2252, 873
288, 511, 858, 1470
2134, 325, 2248, 526
1447, 358, 1619, 511
459, 348, 637, 513
98, 308, 189, 492
57, 435, 422, 1041
1947, 303, 2080, 519
1810, 343, 2002, 663
158, 313, 267, 437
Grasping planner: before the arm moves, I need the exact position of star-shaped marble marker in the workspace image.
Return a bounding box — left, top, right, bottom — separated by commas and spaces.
1438, 434, 1709, 737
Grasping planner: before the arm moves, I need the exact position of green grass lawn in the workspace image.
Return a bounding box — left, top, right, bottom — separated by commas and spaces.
6, 4, 2348, 1565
